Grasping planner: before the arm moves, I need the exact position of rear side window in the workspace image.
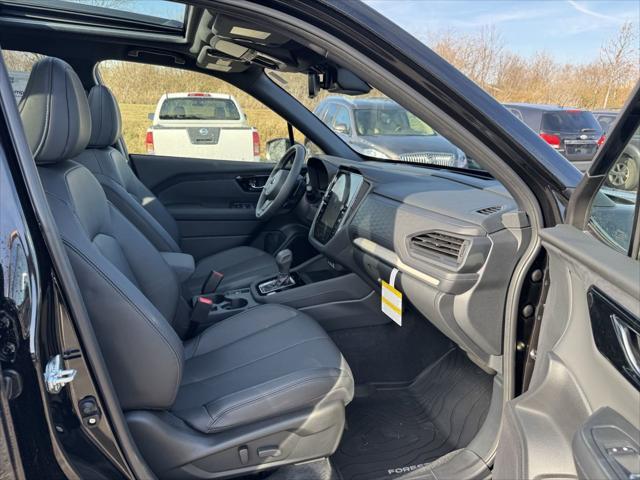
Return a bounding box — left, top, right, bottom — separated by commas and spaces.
542, 111, 602, 133
159, 97, 241, 121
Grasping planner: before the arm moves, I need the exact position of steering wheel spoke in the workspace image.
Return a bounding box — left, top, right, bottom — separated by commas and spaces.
255, 144, 305, 220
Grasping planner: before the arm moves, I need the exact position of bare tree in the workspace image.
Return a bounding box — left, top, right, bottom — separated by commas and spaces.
600, 21, 638, 109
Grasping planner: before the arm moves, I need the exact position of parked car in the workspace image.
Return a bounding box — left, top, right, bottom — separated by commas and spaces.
593, 109, 619, 133
504, 103, 605, 171
593, 110, 640, 190
145, 92, 260, 161
311, 96, 468, 167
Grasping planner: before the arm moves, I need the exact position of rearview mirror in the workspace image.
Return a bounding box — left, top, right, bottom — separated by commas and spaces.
309, 66, 371, 97
308, 73, 320, 98
147, 112, 154, 121
266, 138, 292, 162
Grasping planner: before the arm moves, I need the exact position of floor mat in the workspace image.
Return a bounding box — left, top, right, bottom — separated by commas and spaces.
331, 349, 493, 480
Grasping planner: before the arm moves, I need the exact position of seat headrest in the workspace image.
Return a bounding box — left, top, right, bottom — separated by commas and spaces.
87, 85, 122, 148
18, 57, 91, 164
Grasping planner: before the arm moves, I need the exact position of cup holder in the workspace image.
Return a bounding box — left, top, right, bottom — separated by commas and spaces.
197, 291, 251, 314
224, 297, 248, 310
210, 294, 226, 304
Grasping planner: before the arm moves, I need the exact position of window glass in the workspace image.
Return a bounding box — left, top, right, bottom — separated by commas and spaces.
541, 110, 602, 133
19, 0, 186, 29
354, 105, 435, 136
324, 104, 338, 125
333, 106, 351, 133
596, 114, 617, 133
588, 124, 639, 254
270, 72, 470, 168
159, 96, 241, 121
269, 3, 638, 174
98, 61, 310, 162
2, 50, 45, 103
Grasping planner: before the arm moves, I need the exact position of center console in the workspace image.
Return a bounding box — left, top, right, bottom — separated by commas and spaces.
191, 167, 374, 332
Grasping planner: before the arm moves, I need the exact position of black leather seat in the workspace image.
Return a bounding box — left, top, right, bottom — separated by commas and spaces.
73, 85, 278, 295
20, 58, 353, 479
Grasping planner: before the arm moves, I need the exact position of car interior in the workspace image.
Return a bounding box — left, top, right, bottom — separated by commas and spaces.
1, 2, 638, 480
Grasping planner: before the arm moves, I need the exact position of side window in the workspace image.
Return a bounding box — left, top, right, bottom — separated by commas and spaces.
588, 124, 639, 254
333, 106, 351, 134
97, 60, 305, 162
596, 114, 616, 134
1, 50, 45, 103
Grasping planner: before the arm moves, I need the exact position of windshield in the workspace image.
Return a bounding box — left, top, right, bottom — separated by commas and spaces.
354, 107, 435, 136
541, 111, 603, 133
159, 97, 241, 121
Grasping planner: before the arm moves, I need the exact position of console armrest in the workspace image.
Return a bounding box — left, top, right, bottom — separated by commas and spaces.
161, 252, 195, 283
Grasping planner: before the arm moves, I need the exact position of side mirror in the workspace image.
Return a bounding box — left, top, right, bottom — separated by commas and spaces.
266, 138, 292, 162
147, 112, 154, 121
334, 123, 349, 134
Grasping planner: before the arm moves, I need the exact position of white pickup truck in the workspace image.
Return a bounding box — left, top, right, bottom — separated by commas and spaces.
145, 92, 260, 161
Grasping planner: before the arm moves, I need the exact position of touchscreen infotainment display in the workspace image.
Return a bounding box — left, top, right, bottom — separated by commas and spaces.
313, 171, 363, 244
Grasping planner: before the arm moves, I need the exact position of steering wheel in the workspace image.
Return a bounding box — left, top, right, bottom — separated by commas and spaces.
255, 144, 305, 220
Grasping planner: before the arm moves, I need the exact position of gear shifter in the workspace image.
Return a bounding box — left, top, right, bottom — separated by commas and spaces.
275, 249, 293, 285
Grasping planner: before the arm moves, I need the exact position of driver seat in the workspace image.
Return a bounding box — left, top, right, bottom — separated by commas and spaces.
73, 85, 278, 294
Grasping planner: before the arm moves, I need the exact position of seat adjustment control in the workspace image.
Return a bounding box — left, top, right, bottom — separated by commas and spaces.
238, 446, 249, 465
257, 446, 282, 458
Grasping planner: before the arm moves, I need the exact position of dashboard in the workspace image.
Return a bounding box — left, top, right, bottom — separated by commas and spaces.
301, 155, 531, 366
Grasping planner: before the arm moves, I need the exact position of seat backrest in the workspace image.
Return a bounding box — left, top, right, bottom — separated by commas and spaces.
19, 58, 185, 411
74, 85, 181, 253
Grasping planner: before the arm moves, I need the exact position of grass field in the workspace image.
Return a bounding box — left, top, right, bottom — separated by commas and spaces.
120, 103, 299, 157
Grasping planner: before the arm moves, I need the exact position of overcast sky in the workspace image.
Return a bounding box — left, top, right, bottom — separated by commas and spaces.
365, 0, 639, 63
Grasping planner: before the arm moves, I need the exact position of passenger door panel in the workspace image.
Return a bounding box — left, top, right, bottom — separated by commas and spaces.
130, 154, 274, 259
495, 86, 640, 480
495, 225, 640, 480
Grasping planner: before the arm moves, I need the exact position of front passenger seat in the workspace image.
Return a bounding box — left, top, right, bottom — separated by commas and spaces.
73, 85, 278, 295
20, 57, 354, 479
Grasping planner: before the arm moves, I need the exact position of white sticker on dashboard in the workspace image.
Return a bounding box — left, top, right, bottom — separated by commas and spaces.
381, 268, 402, 326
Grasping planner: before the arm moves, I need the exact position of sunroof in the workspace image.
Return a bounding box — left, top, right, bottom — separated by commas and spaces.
18, 0, 187, 30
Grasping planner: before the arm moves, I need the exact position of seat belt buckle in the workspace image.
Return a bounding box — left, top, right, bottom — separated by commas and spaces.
190, 296, 213, 324
201, 270, 224, 295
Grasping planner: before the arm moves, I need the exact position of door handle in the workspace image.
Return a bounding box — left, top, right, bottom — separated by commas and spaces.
248, 179, 264, 191
236, 175, 268, 192
611, 313, 640, 378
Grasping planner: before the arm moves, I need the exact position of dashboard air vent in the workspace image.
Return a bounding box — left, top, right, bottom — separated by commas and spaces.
476, 205, 502, 215
410, 232, 467, 262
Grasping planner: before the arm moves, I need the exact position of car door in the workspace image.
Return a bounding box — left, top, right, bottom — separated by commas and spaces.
130, 154, 277, 259
494, 85, 640, 479
97, 59, 309, 261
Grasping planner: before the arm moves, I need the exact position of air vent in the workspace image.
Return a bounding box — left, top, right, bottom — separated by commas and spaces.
410, 232, 467, 262
476, 205, 502, 215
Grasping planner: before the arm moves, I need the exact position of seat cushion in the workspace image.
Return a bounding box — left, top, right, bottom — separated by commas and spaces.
172, 304, 354, 434
187, 246, 278, 295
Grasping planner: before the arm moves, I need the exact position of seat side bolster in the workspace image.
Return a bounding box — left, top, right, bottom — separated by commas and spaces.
99, 177, 181, 253
64, 239, 184, 410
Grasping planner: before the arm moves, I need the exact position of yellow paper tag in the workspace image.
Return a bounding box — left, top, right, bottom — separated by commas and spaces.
381, 279, 402, 326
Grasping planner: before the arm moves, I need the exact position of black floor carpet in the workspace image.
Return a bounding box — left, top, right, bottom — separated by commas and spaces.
331, 349, 493, 480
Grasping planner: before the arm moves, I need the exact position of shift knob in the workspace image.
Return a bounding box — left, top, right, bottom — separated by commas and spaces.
275, 249, 293, 280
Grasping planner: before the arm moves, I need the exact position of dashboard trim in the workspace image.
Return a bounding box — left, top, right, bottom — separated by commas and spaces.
353, 237, 440, 287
